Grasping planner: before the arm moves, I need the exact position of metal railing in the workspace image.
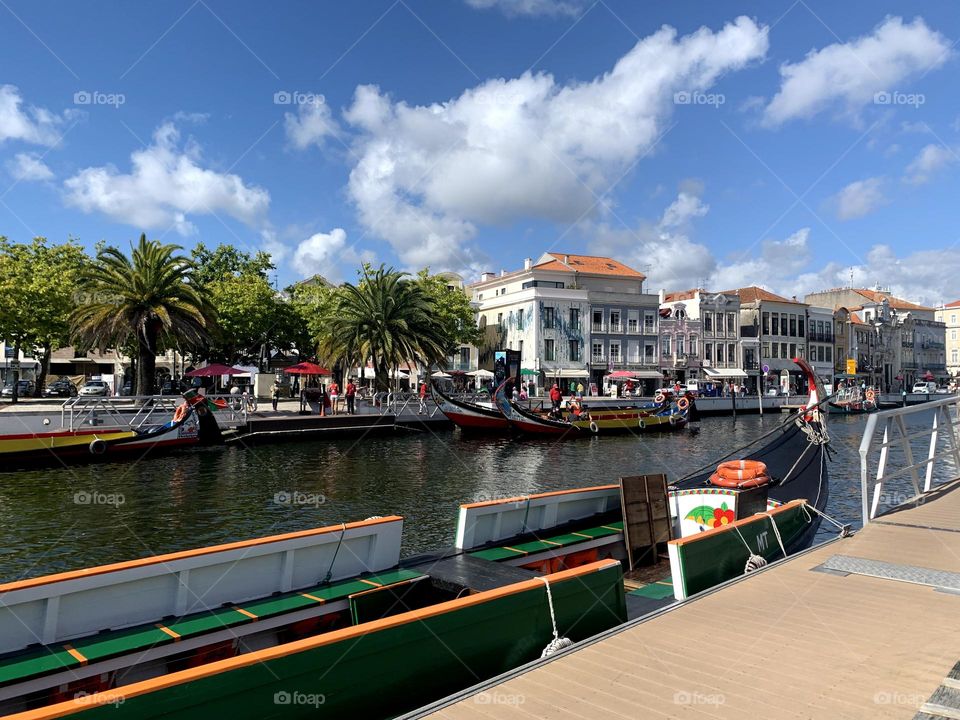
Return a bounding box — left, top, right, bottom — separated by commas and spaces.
859, 394, 960, 525
381, 391, 444, 418
60, 395, 183, 431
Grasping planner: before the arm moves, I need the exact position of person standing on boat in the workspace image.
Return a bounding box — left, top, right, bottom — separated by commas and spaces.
549, 383, 562, 412
270, 379, 281, 412
345, 379, 356, 415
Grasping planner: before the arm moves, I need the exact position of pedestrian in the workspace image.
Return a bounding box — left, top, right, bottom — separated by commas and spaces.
270, 378, 281, 412
418, 380, 428, 414
345, 378, 356, 415
528, 379, 536, 397
328, 379, 339, 416
549, 383, 562, 412
576, 381, 584, 399
320, 386, 330, 417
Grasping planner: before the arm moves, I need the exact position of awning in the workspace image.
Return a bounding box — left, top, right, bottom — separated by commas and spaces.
544, 368, 590, 378
704, 368, 748, 379
626, 370, 665, 380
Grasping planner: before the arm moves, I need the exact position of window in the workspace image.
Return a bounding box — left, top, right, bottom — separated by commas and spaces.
661, 335, 671, 357
459, 347, 470, 366
544, 339, 555, 361
609, 342, 621, 362
518, 340, 523, 357
782, 343, 789, 358
644, 312, 655, 333
762, 312, 770, 335
789, 315, 797, 337
727, 313, 737, 333
592, 342, 603, 361
798, 317, 805, 337
728, 343, 736, 365
593, 310, 603, 331
952, 314, 957, 324
644, 343, 655, 362
497, 312, 503, 328
762, 342, 770, 358
569, 340, 580, 361
825, 345, 832, 362
522, 280, 564, 289
952, 330, 957, 341
817, 345, 825, 362
676, 335, 685, 356
770, 342, 778, 359
771, 313, 779, 336
628, 315, 638, 333
628, 341, 639, 363
953, 349, 958, 363
703, 312, 713, 333
610, 311, 621, 332
689, 336, 698, 356
569, 308, 580, 331
704, 343, 712, 361
517, 308, 524, 330
716, 344, 724, 363
543, 307, 555, 329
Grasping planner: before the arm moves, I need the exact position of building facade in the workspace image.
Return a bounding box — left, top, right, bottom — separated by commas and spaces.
658, 289, 743, 387
470, 253, 660, 391
806, 305, 836, 384
936, 301, 960, 380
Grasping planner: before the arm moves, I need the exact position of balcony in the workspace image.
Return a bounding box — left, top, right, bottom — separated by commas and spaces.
591, 354, 605, 364
592, 323, 605, 333
609, 324, 623, 333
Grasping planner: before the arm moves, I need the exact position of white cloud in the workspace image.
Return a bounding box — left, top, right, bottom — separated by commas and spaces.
63, 122, 270, 235
0, 85, 70, 146
343, 16, 768, 271
833, 176, 886, 220
903, 143, 956, 184
292, 228, 375, 281
763, 17, 950, 126
464, 0, 591, 17
6, 152, 54, 182
284, 96, 340, 150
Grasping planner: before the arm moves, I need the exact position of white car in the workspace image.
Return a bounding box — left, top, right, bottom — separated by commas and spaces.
912, 381, 937, 394
79, 380, 110, 397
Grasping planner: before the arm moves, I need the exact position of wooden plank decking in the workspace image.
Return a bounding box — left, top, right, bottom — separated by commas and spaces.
420, 477, 960, 720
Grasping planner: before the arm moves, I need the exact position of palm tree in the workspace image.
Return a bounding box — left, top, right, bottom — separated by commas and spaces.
71, 234, 214, 395
318, 265, 448, 392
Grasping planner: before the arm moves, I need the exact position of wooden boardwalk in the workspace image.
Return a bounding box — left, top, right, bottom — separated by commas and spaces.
421, 477, 960, 720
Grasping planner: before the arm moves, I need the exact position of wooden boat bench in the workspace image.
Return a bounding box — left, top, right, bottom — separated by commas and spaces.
469, 520, 624, 562
0, 568, 426, 689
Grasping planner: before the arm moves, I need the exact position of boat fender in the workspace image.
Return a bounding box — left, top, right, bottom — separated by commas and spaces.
589, 421, 599, 434
654, 391, 665, 404
89, 438, 107, 455
669, 414, 679, 425
638, 418, 646, 429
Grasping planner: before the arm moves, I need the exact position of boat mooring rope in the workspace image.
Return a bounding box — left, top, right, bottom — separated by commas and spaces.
801, 503, 853, 537
536, 576, 573, 658
322, 523, 348, 584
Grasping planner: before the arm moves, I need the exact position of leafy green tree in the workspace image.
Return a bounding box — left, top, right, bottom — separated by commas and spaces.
71, 234, 214, 395
287, 281, 338, 359
317, 265, 448, 392
206, 273, 289, 365
0, 237, 88, 397
413, 270, 481, 352
190, 242, 274, 286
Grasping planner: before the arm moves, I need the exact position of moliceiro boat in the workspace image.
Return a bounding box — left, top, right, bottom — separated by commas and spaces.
0, 390, 223, 467
829, 385, 878, 414
493, 378, 694, 436
430, 383, 511, 432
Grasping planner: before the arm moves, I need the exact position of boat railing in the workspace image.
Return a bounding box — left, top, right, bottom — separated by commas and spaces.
382, 391, 443, 418
203, 393, 252, 423
859, 394, 960, 525
60, 395, 182, 431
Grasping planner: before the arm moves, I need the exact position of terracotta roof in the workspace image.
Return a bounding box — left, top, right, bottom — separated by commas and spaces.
942, 299, 960, 308
535, 253, 645, 279
853, 288, 931, 311
664, 289, 701, 302
850, 314, 868, 326
718, 286, 806, 305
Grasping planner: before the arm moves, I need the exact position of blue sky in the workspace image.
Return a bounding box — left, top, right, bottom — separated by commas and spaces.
0, 0, 957, 303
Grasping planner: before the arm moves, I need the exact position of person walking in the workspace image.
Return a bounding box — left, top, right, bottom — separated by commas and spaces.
328, 379, 339, 416
345, 378, 356, 415
418, 380, 428, 414
270, 378, 281, 412
576, 381, 584, 399
549, 383, 562, 412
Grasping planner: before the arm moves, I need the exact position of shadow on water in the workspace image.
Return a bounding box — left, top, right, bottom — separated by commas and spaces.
0, 408, 953, 581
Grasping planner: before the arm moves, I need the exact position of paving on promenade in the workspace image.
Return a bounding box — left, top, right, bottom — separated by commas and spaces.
419, 477, 960, 720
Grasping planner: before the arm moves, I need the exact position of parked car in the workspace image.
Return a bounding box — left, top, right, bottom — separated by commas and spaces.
912, 381, 937, 394
79, 379, 110, 397
42, 378, 78, 397
1, 379, 36, 397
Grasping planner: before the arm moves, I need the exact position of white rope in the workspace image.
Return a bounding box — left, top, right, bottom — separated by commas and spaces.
536, 576, 573, 657
801, 502, 853, 537
732, 525, 767, 574
762, 511, 787, 559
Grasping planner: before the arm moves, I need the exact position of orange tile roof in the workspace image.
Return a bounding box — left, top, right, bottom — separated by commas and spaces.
719, 286, 806, 305
663, 289, 701, 302
535, 253, 645, 279
942, 299, 960, 308
854, 288, 931, 311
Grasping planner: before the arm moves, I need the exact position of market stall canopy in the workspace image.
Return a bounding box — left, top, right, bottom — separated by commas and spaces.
519, 368, 538, 376
703, 368, 748, 379
545, 369, 590, 378
467, 369, 495, 378
283, 362, 331, 376
431, 371, 452, 379
923, 371, 935, 381
606, 370, 639, 379
185, 364, 248, 377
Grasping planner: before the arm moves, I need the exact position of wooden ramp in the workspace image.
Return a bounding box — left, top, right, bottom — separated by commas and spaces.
417, 477, 960, 720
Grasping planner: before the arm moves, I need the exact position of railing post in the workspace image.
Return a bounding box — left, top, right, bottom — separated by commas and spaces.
926, 410, 939, 492
859, 412, 879, 526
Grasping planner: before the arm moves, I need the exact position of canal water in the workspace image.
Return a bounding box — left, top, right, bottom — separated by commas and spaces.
0, 411, 949, 582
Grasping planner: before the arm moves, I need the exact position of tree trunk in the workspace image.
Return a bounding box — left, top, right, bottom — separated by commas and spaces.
36, 343, 52, 398
137, 329, 158, 396
10, 340, 20, 404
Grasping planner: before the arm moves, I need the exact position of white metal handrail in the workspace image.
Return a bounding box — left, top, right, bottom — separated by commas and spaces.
60, 395, 182, 431
859, 395, 960, 524
382, 391, 443, 418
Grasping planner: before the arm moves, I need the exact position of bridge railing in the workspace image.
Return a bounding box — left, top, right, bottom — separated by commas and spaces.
859, 394, 960, 525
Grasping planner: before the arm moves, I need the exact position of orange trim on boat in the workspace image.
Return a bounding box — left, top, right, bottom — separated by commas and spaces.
501, 547, 526, 555
0, 516, 403, 594
300, 593, 325, 604
233, 607, 258, 620
669, 500, 807, 547
359, 579, 381, 587
460, 484, 619, 509
62, 645, 87, 666
8, 560, 622, 720
156, 624, 180, 641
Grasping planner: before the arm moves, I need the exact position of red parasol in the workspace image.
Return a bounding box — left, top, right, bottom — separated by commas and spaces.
284, 362, 331, 376
184, 363, 248, 377
606, 370, 638, 379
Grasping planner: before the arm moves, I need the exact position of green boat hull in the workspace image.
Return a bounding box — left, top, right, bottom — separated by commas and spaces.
43, 562, 625, 720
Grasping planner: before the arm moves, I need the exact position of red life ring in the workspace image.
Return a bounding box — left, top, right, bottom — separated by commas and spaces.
654, 391, 665, 404
865, 389, 876, 402
677, 396, 690, 411
709, 460, 770, 489
173, 403, 189, 423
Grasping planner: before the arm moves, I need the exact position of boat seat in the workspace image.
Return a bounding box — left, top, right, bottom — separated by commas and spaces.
468, 521, 625, 562
0, 569, 426, 688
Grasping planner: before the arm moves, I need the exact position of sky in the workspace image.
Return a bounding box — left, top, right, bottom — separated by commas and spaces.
0, 0, 958, 304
